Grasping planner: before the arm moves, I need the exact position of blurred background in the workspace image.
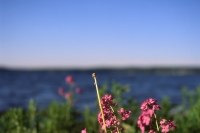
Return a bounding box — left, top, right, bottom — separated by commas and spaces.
0, 0, 200, 112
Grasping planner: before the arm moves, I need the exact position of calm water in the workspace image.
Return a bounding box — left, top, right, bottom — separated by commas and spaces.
0, 70, 200, 111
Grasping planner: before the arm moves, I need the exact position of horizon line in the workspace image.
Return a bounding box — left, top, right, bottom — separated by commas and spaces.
1, 65, 200, 71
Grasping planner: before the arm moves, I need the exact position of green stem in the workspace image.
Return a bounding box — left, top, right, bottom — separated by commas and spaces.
116, 127, 120, 133
92, 73, 107, 133
110, 106, 114, 112
154, 114, 159, 131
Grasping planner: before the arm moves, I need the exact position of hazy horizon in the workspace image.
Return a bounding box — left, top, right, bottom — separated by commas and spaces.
1, 64, 200, 71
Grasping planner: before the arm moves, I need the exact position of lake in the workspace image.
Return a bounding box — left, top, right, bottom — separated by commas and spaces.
0, 68, 200, 111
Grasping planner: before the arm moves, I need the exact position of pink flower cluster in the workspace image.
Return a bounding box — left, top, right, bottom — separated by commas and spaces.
137, 98, 161, 133
98, 94, 131, 133
81, 97, 176, 133
160, 119, 176, 133
137, 98, 176, 133
118, 108, 132, 121
140, 98, 162, 115
58, 75, 82, 103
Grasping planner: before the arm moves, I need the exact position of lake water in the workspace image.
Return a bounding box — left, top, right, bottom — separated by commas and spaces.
0, 69, 200, 111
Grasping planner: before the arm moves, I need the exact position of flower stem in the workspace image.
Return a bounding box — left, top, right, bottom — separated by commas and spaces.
110, 106, 114, 112
92, 73, 107, 133
116, 127, 120, 133
154, 114, 159, 131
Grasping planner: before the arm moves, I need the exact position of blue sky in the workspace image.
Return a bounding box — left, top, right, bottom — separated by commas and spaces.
1, 0, 200, 69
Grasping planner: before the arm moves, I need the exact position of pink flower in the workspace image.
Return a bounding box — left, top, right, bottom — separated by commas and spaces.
137, 98, 162, 133
161, 125, 170, 133
137, 113, 151, 133
168, 120, 176, 130
137, 121, 145, 133
58, 87, 64, 95
101, 94, 117, 109
140, 98, 161, 113
112, 126, 124, 133
65, 92, 72, 99
98, 113, 104, 126
149, 130, 156, 133
118, 108, 132, 120
75, 87, 82, 94
137, 112, 151, 126
65, 75, 74, 84
98, 112, 120, 128
81, 128, 87, 133
160, 119, 167, 125
160, 119, 176, 133
97, 94, 127, 132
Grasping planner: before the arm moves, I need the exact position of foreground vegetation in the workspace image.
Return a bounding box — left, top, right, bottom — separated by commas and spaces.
0, 75, 200, 133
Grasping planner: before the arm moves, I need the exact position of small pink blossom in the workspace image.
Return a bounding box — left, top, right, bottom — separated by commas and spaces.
168, 120, 176, 130
58, 87, 64, 95
101, 94, 117, 109
161, 125, 170, 133
137, 113, 151, 133
160, 119, 167, 125
140, 98, 161, 113
75, 87, 82, 94
118, 108, 131, 120
160, 119, 176, 133
137, 113, 151, 126
81, 128, 87, 133
112, 126, 124, 133
65, 92, 72, 99
65, 75, 74, 84
98, 112, 103, 126
149, 129, 156, 133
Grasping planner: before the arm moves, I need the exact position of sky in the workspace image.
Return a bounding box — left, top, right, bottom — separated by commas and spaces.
0, 0, 200, 69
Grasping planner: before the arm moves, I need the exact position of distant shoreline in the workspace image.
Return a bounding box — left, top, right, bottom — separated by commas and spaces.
1, 66, 200, 74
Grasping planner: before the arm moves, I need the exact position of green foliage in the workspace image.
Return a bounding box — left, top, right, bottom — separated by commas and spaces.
0, 99, 82, 133
173, 86, 200, 133
0, 83, 200, 133
158, 96, 171, 119
0, 108, 25, 133
83, 106, 99, 133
